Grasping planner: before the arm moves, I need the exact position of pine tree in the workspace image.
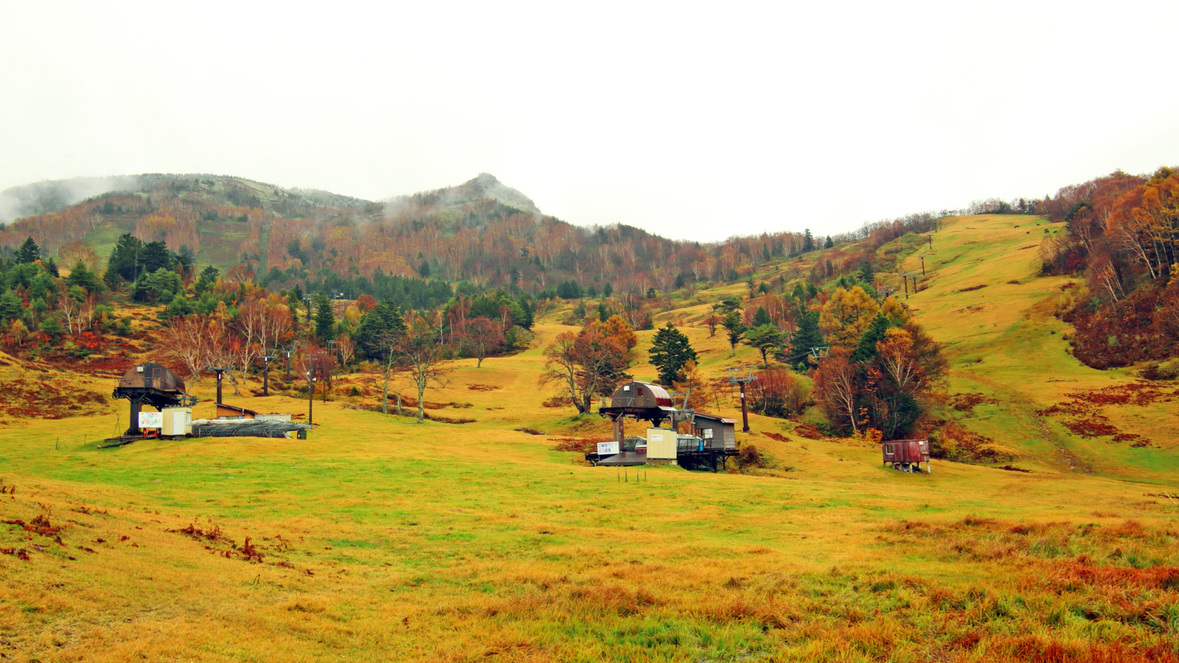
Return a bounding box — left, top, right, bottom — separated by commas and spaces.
648, 322, 697, 385
0, 291, 23, 322
314, 293, 336, 342
721, 310, 746, 357
195, 266, 220, 295
752, 306, 772, 328
15, 237, 41, 264
788, 310, 824, 367
851, 313, 890, 363
859, 262, 875, 287
743, 324, 784, 368
66, 260, 101, 293
106, 234, 144, 285
355, 301, 406, 360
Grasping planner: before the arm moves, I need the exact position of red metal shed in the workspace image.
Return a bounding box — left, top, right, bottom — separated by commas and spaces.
881, 439, 931, 473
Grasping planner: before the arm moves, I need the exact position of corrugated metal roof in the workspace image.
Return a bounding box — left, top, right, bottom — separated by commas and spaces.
693, 412, 736, 424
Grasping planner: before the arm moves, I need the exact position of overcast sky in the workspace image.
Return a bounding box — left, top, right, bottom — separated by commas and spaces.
2, 0, 1177, 242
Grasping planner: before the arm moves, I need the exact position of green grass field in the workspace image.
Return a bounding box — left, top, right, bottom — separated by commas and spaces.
1, 215, 1177, 661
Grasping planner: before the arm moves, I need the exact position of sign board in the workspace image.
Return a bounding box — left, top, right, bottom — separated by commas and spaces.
597, 441, 619, 456
138, 412, 163, 429
702, 428, 714, 439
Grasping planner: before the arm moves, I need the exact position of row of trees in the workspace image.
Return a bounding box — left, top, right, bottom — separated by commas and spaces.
539, 278, 947, 440
705, 283, 944, 438
0, 238, 131, 349
158, 292, 457, 424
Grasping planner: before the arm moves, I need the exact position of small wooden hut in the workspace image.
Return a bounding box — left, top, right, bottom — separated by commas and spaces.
690, 413, 737, 451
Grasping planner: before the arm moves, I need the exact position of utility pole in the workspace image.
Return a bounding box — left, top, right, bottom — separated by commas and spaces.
206, 365, 229, 406
727, 367, 755, 433
306, 372, 317, 425
284, 344, 297, 380
261, 353, 273, 397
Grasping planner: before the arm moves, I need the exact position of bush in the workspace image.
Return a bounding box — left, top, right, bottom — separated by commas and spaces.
738, 444, 765, 468
1141, 359, 1179, 381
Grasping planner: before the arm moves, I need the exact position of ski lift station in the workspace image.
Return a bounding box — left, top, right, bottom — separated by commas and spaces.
592, 380, 739, 471
107, 362, 311, 447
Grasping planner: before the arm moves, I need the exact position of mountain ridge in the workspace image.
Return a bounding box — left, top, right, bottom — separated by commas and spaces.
0, 172, 541, 226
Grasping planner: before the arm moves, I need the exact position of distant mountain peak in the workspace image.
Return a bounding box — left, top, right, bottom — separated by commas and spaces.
461, 173, 540, 214
392, 173, 540, 215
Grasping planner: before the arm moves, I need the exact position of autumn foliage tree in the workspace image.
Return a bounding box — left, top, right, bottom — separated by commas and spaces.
539, 317, 634, 415
813, 347, 860, 435
811, 302, 946, 439
748, 368, 811, 418
460, 317, 505, 368
819, 286, 879, 348
158, 315, 224, 386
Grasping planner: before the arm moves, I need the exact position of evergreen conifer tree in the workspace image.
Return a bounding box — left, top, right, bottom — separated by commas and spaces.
721, 310, 746, 357
744, 324, 784, 368
314, 293, 336, 342
15, 237, 40, 264
0, 291, 23, 322
851, 313, 890, 363
648, 322, 697, 385
195, 266, 220, 295
788, 310, 823, 367
752, 306, 772, 328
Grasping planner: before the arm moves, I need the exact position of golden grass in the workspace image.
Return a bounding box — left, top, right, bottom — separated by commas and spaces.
1, 219, 1177, 660
896, 214, 1179, 480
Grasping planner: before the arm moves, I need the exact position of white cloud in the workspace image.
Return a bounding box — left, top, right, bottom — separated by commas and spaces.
2, 0, 1177, 241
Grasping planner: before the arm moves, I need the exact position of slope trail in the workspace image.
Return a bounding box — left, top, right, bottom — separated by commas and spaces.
969, 375, 1093, 473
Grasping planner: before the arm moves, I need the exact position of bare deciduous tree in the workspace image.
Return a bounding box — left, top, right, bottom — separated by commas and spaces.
401, 319, 449, 423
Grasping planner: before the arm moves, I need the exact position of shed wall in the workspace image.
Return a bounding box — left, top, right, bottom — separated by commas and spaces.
646, 428, 677, 460
694, 419, 736, 450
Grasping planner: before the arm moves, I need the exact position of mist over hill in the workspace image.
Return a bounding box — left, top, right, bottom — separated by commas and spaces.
0, 171, 833, 298
387, 173, 540, 215
0, 175, 141, 223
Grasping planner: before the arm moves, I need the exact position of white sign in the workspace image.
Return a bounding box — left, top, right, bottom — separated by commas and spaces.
702, 429, 714, 439
597, 441, 620, 455
138, 412, 163, 428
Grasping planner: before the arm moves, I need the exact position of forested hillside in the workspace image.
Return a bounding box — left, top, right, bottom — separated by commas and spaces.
0, 173, 940, 303
1038, 168, 1179, 370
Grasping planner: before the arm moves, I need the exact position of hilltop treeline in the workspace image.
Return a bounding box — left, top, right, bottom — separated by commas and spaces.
1038, 167, 1179, 369
0, 174, 946, 303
